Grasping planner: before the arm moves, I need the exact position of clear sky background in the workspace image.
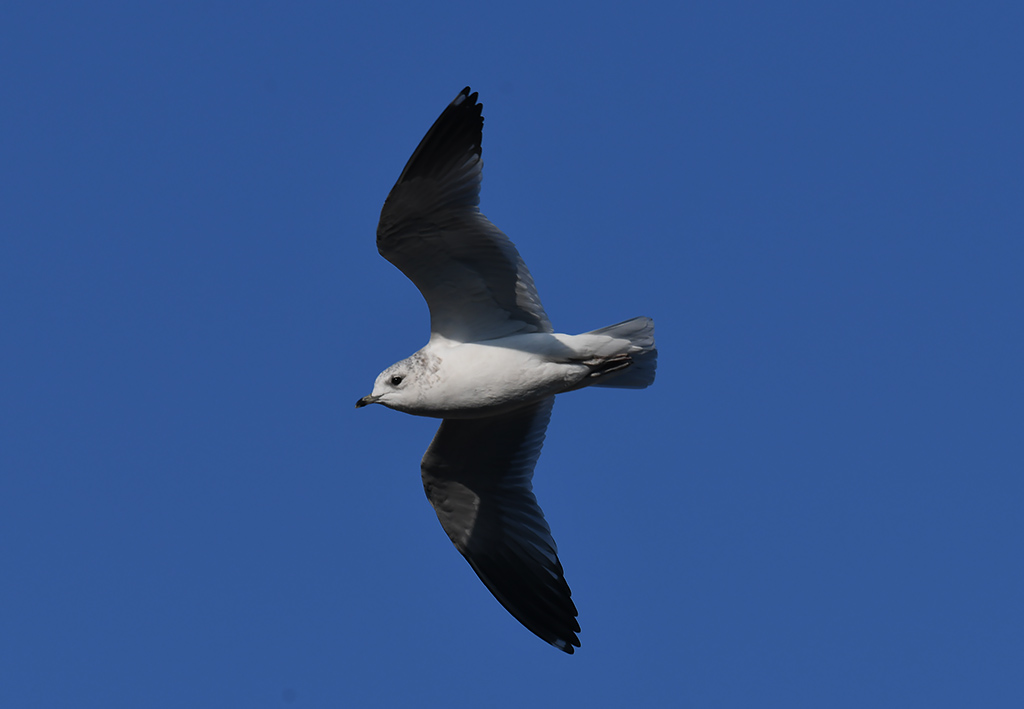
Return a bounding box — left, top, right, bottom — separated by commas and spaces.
2, 2, 1022, 707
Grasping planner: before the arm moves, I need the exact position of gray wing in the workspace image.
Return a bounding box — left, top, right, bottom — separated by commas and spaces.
376, 87, 552, 343
420, 397, 580, 653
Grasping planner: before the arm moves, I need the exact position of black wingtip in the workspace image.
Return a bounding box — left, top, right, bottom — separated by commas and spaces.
555, 637, 581, 654
392, 87, 484, 186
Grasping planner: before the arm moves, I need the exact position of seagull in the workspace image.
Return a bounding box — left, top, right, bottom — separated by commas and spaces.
356, 87, 657, 653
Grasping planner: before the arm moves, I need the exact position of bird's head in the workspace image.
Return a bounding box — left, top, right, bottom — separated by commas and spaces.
356, 358, 421, 413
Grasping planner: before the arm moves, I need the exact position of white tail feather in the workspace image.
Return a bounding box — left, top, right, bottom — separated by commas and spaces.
584, 317, 657, 389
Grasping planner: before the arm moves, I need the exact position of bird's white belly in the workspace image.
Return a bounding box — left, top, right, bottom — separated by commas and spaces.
414, 338, 586, 418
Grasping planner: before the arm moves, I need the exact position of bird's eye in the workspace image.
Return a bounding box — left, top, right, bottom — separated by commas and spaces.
390, 375, 403, 386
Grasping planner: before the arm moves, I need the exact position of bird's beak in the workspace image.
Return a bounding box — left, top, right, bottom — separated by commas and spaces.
355, 394, 379, 408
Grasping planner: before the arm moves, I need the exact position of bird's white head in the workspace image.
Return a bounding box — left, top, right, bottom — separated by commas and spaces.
355, 357, 425, 413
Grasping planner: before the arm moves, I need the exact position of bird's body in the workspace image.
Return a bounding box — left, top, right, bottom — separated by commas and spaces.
360, 325, 653, 419
357, 87, 657, 653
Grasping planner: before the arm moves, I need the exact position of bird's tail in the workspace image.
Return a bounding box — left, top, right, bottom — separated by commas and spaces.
583, 316, 657, 389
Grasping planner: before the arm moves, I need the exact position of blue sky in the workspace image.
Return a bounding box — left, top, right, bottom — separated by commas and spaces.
2, 1, 1022, 707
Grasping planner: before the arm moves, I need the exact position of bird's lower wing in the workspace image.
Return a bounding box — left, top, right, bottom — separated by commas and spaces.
420, 397, 580, 653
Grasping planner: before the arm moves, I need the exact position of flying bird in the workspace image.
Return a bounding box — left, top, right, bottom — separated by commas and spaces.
356, 87, 657, 653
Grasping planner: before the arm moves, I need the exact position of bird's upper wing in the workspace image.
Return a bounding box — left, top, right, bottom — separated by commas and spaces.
420, 397, 580, 653
376, 87, 552, 343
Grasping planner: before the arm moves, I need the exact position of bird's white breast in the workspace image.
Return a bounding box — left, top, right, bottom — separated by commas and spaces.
412, 335, 588, 418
